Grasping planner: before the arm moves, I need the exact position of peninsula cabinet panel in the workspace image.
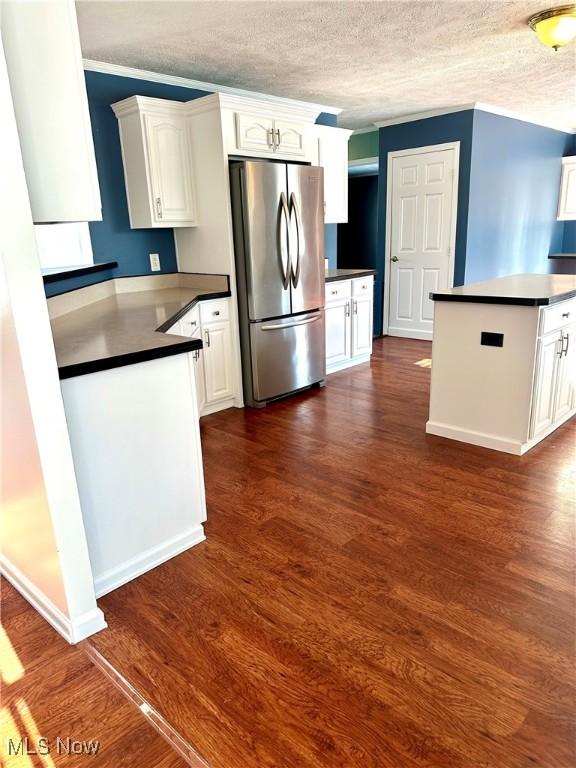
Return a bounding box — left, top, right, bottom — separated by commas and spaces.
427, 290, 576, 455
1, 0, 102, 223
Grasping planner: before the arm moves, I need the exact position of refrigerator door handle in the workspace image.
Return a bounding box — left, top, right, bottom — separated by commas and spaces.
289, 192, 302, 289
261, 315, 320, 331
278, 192, 291, 290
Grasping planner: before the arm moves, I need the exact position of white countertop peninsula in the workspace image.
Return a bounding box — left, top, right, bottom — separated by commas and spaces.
427, 274, 576, 455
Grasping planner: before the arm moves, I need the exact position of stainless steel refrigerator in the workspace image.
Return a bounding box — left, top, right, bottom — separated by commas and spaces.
230, 160, 326, 407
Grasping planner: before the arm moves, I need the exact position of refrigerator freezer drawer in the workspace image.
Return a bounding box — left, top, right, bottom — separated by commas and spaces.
250, 310, 326, 403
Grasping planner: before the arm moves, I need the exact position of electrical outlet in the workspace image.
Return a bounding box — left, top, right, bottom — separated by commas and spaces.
149, 253, 161, 272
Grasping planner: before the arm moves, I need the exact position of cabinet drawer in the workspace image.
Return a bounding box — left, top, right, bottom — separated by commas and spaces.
179, 305, 201, 336
352, 276, 374, 297
540, 299, 576, 336
200, 298, 229, 325
325, 280, 352, 303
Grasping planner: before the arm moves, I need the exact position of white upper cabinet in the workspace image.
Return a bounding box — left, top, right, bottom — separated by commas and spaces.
234, 112, 306, 157
313, 125, 352, 223
1, 0, 102, 223
558, 157, 576, 220
275, 120, 306, 156
235, 112, 275, 152
112, 97, 197, 228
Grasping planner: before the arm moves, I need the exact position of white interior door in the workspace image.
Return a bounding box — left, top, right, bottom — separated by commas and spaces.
387, 146, 458, 340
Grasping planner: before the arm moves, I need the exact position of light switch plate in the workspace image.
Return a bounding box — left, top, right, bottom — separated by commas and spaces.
149, 253, 161, 272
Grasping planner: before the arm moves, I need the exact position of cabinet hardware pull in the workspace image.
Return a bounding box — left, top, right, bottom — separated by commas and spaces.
190, 320, 197, 327
267, 128, 274, 148
275, 128, 281, 148
353, 300, 358, 315
204, 329, 210, 348
345, 302, 351, 317
564, 332, 570, 357
557, 332, 566, 357
562, 312, 570, 319
213, 310, 220, 316
331, 289, 338, 295
155, 197, 162, 219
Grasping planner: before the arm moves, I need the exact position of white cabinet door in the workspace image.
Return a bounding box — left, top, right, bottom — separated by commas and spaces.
558, 157, 576, 220
275, 120, 306, 157
203, 321, 234, 404
326, 299, 351, 368
145, 114, 197, 225
554, 324, 576, 422
352, 296, 373, 358
235, 112, 274, 153
531, 331, 561, 439
316, 127, 351, 223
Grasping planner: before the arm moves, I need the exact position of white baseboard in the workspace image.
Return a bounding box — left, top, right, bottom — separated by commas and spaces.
427, 408, 576, 456
201, 397, 237, 417
94, 525, 206, 598
327, 354, 371, 375
426, 421, 524, 455
388, 328, 433, 341
0, 556, 107, 644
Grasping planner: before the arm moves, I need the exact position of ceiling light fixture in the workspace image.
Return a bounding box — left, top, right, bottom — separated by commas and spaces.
528, 4, 576, 50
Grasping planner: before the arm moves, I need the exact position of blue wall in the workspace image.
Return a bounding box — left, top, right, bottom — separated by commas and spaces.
373, 110, 474, 334
47, 70, 338, 294
465, 111, 572, 282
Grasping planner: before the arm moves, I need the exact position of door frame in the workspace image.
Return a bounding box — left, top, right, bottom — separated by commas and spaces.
383, 141, 460, 337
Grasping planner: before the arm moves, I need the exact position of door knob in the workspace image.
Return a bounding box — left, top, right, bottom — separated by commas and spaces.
391, 255, 399, 262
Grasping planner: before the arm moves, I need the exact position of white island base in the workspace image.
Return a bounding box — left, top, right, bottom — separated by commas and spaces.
426, 275, 576, 455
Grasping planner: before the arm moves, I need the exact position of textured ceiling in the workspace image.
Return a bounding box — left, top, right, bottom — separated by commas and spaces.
76, 0, 576, 130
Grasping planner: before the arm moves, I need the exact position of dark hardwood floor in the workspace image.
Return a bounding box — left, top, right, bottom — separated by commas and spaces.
3, 337, 575, 767
88, 337, 576, 768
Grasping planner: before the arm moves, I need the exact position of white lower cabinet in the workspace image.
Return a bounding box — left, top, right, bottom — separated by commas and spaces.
530, 322, 575, 440
326, 299, 351, 368
352, 295, 373, 357
202, 320, 235, 405
166, 298, 235, 416
325, 276, 374, 374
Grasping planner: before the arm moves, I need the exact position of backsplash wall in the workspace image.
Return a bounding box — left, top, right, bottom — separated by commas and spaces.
45, 69, 338, 295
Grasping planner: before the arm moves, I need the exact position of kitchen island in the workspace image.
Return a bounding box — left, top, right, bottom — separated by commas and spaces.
427, 274, 576, 455
48, 273, 230, 597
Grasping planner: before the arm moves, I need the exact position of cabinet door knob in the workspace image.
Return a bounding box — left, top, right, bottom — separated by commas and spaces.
213, 310, 220, 316
331, 289, 337, 295
562, 312, 570, 319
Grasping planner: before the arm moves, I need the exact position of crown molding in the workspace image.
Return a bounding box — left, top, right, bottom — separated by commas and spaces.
373, 102, 575, 134
351, 126, 379, 135
83, 59, 342, 116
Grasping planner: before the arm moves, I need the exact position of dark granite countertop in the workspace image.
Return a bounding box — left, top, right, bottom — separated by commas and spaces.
430, 274, 576, 307
51, 285, 229, 380
325, 268, 377, 283
42, 261, 118, 283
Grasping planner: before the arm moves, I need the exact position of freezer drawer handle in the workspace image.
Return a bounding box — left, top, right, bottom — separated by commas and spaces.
261, 316, 320, 331
278, 192, 291, 290
289, 192, 302, 289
